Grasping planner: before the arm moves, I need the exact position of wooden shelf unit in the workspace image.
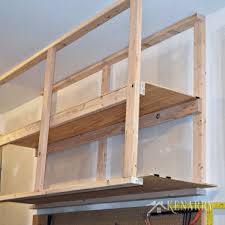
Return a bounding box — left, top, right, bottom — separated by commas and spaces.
0, 175, 214, 205
0, 82, 199, 149
0, 0, 212, 206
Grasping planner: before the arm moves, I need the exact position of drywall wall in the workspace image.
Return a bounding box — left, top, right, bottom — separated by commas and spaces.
0, 145, 36, 225
1, 5, 225, 225
204, 6, 225, 224
0, 106, 36, 225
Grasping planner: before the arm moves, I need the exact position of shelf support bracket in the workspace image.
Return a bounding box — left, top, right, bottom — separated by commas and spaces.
35, 47, 56, 191
123, 0, 142, 177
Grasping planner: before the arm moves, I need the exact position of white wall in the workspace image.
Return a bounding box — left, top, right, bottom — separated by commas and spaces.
205, 6, 225, 224
0, 145, 36, 225
1, 5, 225, 225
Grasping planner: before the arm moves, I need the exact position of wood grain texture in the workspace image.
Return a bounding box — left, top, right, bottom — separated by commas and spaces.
101, 65, 111, 96
35, 47, 56, 191
97, 65, 111, 180
0, 83, 197, 149
97, 138, 107, 180
0, 0, 130, 86
123, 0, 143, 178
193, 17, 206, 183
50, 14, 203, 93
0, 175, 214, 204
47, 99, 200, 153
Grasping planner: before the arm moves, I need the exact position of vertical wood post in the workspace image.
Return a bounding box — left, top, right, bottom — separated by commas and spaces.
35, 47, 56, 191
101, 65, 111, 96
97, 65, 111, 180
123, 0, 142, 178
193, 17, 206, 183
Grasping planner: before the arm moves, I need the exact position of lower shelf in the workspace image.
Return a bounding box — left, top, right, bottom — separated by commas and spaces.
0, 175, 215, 205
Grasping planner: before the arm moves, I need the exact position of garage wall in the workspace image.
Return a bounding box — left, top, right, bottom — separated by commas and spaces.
0, 145, 36, 225
205, 7, 225, 224
1, 5, 225, 225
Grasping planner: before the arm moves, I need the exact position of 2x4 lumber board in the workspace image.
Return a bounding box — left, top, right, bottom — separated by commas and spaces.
101, 65, 111, 95
35, 48, 56, 191
0, 175, 214, 204
0, 0, 130, 86
124, 0, 142, 178
0, 177, 143, 203
97, 65, 111, 180
48, 99, 200, 153
193, 18, 206, 183
50, 14, 203, 94
97, 138, 107, 180
0, 86, 127, 147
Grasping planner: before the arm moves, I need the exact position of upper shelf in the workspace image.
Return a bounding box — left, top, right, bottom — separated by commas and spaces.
0, 175, 214, 205
0, 82, 198, 149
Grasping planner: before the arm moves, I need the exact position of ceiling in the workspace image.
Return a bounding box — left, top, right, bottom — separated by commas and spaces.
0, 0, 225, 113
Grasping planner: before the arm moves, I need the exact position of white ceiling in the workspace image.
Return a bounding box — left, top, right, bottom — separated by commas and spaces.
0, 0, 225, 113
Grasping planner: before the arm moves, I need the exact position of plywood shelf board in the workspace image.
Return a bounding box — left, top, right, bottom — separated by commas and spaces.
0, 175, 214, 205
0, 82, 198, 148
47, 99, 200, 153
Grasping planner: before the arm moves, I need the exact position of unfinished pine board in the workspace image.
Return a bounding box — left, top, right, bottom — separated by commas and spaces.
51, 14, 203, 93
97, 65, 111, 180
0, 175, 214, 204
124, 0, 143, 177
48, 100, 200, 153
193, 18, 206, 183
35, 47, 56, 191
0, 82, 198, 149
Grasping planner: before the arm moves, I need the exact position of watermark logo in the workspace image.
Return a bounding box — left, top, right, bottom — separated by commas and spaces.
146, 201, 177, 216
146, 200, 212, 215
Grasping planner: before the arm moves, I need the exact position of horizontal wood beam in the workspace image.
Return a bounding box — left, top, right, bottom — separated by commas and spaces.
0, 87, 127, 147
0, 177, 143, 203
0, 0, 130, 86
49, 13, 203, 94
48, 99, 200, 153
